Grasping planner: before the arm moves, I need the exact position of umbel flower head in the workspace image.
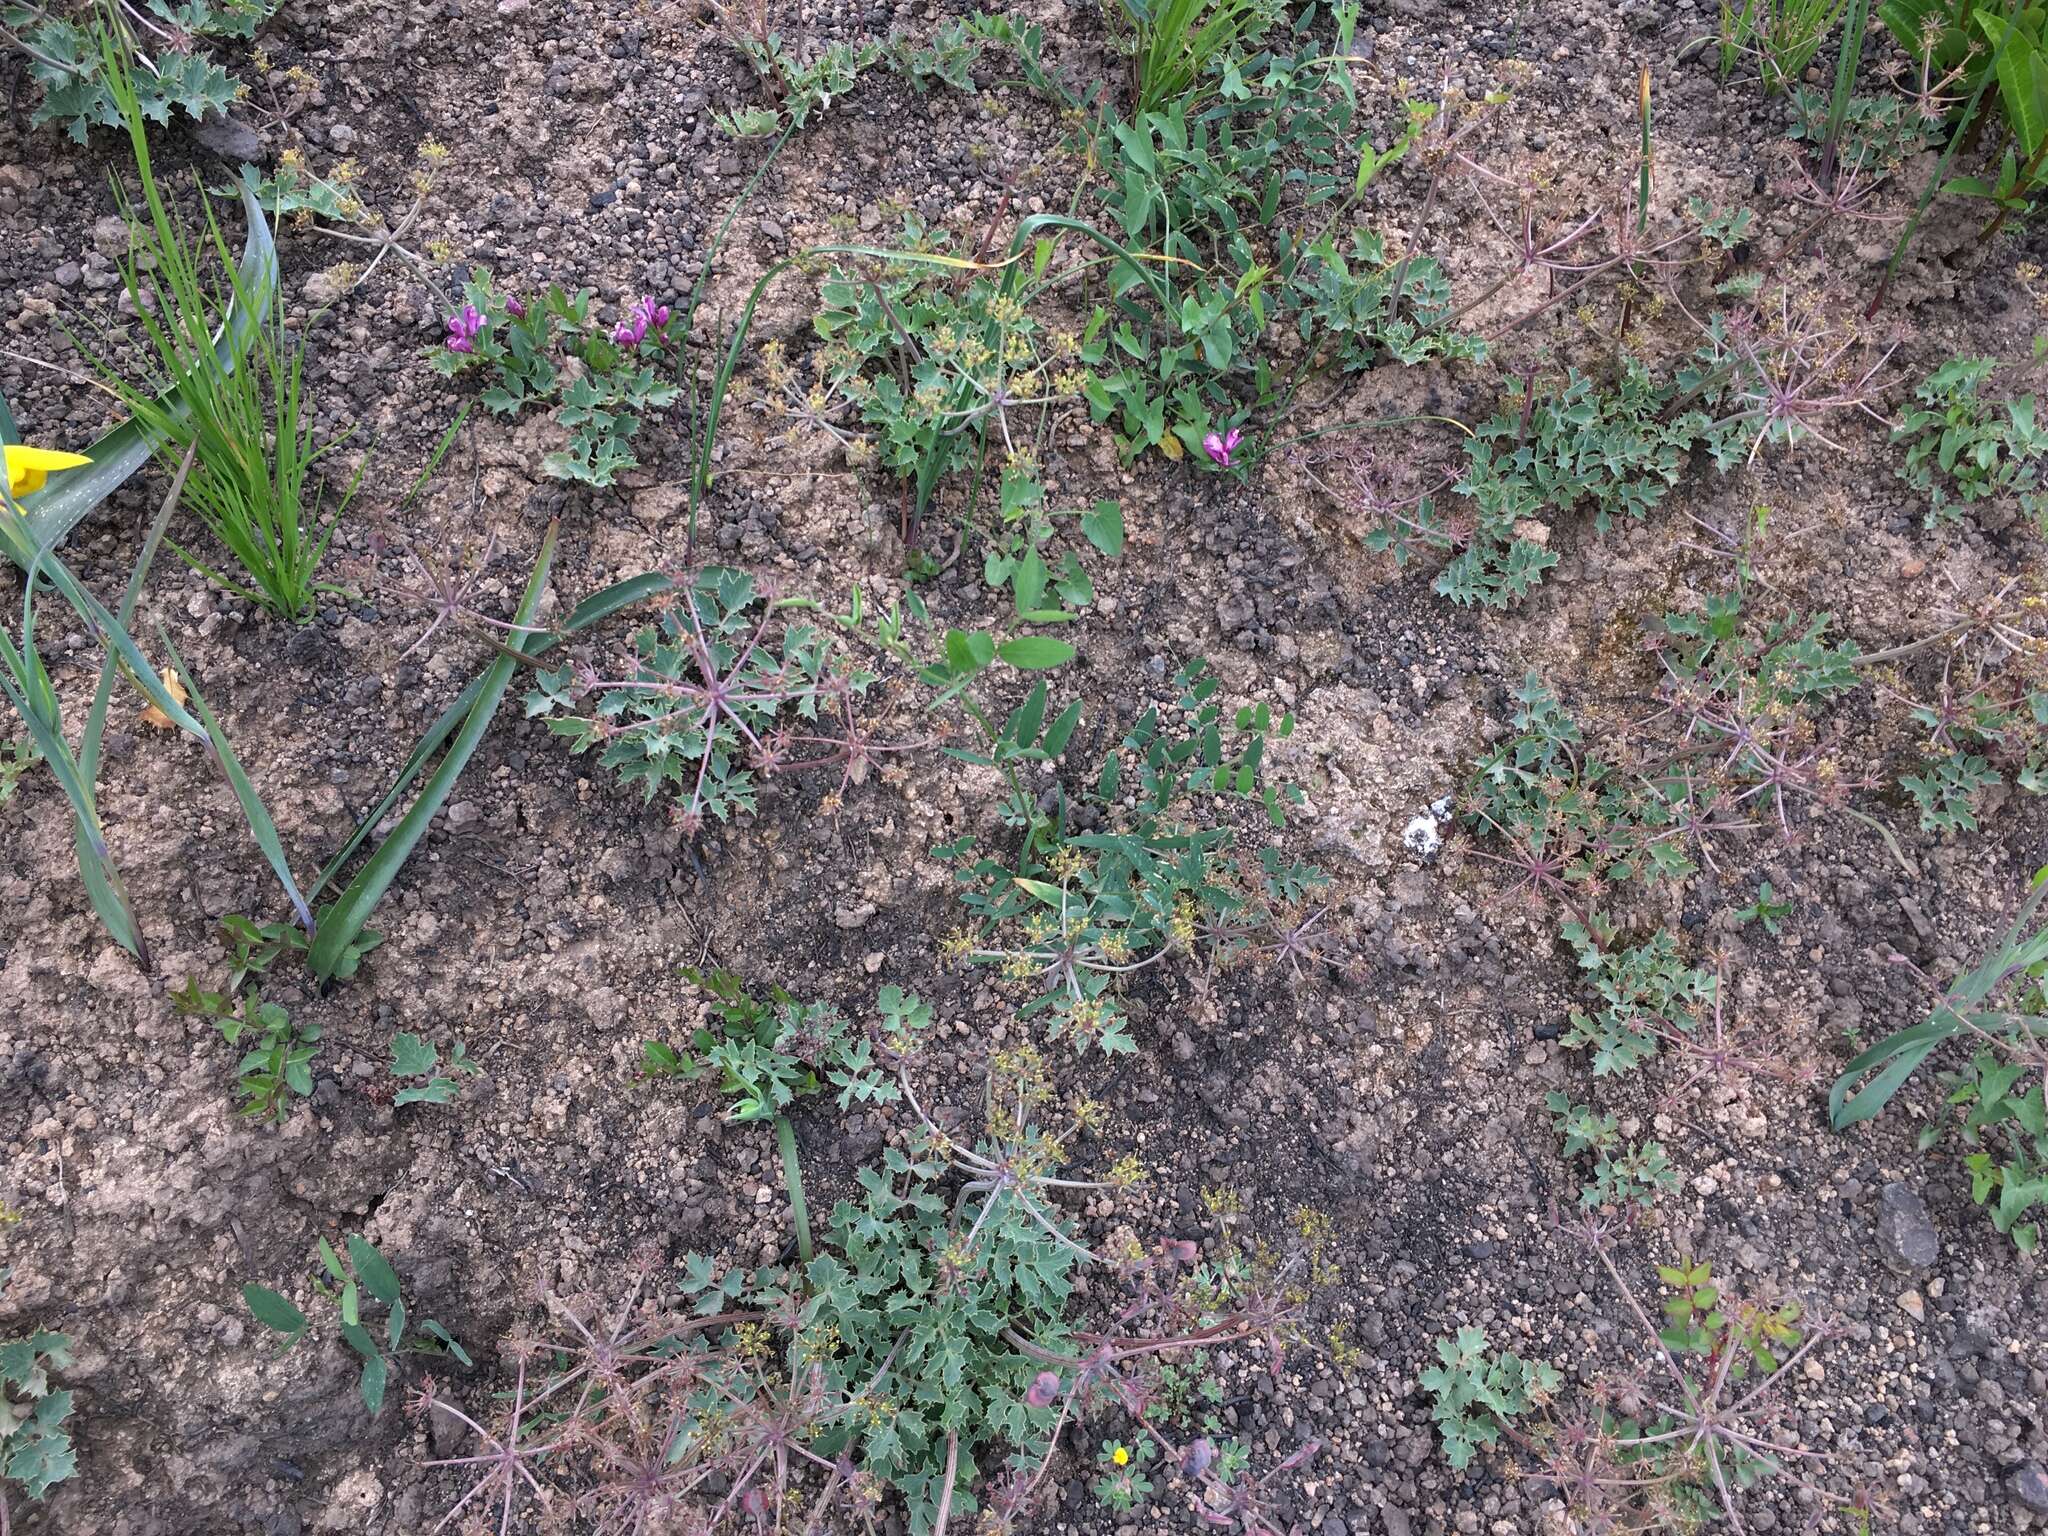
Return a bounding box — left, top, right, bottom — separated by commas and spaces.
5, 444, 92, 501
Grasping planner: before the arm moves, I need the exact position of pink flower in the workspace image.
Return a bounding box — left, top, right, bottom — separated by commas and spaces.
1202, 427, 1243, 467
444, 304, 484, 353
612, 295, 672, 348
505, 295, 527, 319
1026, 1370, 1061, 1407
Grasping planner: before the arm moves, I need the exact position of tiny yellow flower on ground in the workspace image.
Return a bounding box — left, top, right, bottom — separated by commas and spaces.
5, 445, 92, 501
1112, 1445, 1130, 1466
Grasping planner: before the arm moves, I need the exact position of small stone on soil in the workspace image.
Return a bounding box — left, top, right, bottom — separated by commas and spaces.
1875, 1182, 1940, 1274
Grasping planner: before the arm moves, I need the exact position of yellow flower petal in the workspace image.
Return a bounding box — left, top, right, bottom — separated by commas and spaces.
4, 445, 93, 503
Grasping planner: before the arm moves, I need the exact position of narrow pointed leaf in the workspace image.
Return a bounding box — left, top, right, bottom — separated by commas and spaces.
309, 524, 558, 980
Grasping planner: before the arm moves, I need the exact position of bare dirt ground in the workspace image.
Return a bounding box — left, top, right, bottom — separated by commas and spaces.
4, 0, 2048, 1533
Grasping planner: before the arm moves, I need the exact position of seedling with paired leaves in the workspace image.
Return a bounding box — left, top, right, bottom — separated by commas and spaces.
243, 1235, 469, 1413
389, 1032, 480, 1108
1734, 880, 1793, 934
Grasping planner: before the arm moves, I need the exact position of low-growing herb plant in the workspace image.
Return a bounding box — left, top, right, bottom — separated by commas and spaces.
0, 1320, 77, 1519
646, 967, 935, 1262
174, 982, 320, 1123
243, 1234, 470, 1413
1869, 574, 2048, 833
1929, 1044, 2048, 1250
1546, 1093, 1680, 1213
172, 916, 381, 1120
1420, 1326, 1560, 1470
790, 236, 1088, 520
1444, 364, 1708, 608
1442, 1223, 1874, 1531
1894, 357, 2048, 528
416, 1048, 1324, 1536
975, 477, 1124, 625
1557, 927, 1719, 1079
1786, 86, 1939, 169
1682, 284, 1898, 468
1642, 585, 1866, 861
1461, 673, 1685, 916
525, 565, 923, 836
5, 0, 273, 142
388, 1032, 481, 1108
714, 0, 879, 132
940, 659, 1321, 1054
429, 268, 681, 487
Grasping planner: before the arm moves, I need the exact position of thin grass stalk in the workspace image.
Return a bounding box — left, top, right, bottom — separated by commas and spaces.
1869, 0, 2025, 316
1820, 0, 1870, 189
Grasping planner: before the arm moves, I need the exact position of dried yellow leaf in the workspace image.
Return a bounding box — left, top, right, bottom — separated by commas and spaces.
1156, 433, 1184, 462
139, 666, 186, 730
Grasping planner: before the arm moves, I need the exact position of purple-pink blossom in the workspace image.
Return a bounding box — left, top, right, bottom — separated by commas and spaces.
444, 304, 484, 353
612, 294, 671, 348
505, 295, 527, 319
1025, 1370, 1061, 1407
1202, 426, 1243, 467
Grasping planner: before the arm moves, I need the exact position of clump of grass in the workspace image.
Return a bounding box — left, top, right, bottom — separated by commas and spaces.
86, 21, 358, 622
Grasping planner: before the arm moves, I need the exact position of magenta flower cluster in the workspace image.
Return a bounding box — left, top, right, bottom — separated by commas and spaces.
613, 295, 670, 348
444, 304, 484, 354
1202, 426, 1243, 467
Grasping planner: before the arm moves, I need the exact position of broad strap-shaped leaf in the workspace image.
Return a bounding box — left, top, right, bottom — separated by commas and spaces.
309, 525, 559, 980
1980, 8, 2048, 156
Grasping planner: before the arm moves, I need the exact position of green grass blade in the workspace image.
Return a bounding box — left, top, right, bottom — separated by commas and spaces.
1822, 0, 1870, 185
0, 515, 204, 737
308, 524, 560, 981
692, 257, 804, 553
82, 445, 191, 786
6, 182, 277, 556
774, 1113, 815, 1265
158, 629, 314, 936
0, 623, 146, 961
1870, 0, 2025, 314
